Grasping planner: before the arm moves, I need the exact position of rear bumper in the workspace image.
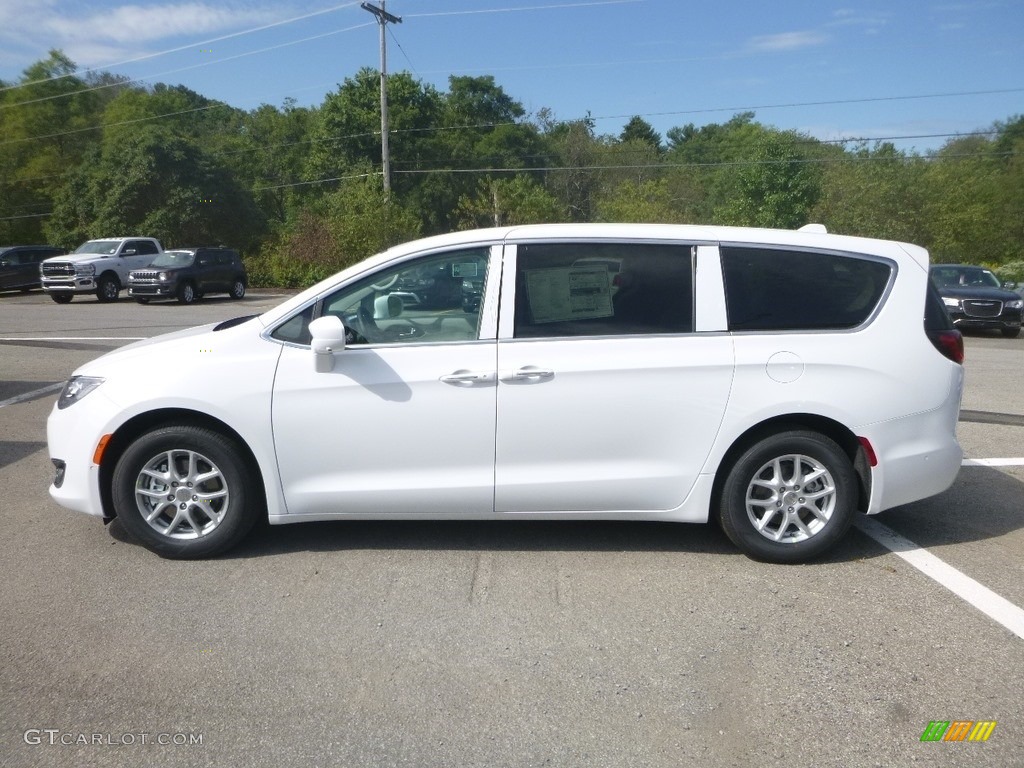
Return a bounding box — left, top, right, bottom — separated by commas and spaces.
860, 399, 963, 514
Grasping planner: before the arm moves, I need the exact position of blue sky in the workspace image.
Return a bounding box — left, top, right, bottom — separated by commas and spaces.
0, 0, 1021, 152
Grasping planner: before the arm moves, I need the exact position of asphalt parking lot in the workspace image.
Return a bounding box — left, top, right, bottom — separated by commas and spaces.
1, 289, 1022, 768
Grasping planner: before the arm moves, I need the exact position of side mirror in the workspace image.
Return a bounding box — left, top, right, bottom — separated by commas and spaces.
309, 315, 346, 373
121, 249, 137, 256
0, 260, 8, 268
1004, 281, 1018, 290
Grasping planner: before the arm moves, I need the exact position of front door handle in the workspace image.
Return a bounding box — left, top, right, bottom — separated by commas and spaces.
499, 366, 555, 383
440, 370, 495, 385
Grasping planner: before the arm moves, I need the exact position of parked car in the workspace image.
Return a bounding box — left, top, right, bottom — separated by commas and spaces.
929, 264, 1023, 338
127, 247, 247, 305
0, 245, 64, 292
40, 237, 163, 303
47, 224, 964, 563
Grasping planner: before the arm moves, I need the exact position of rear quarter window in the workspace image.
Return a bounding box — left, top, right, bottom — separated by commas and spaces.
721, 246, 893, 331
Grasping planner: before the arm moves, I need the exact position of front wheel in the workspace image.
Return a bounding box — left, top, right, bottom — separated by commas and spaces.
176, 281, 197, 304
229, 278, 246, 300
112, 425, 260, 558
1001, 327, 1021, 339
717, 431, 857, 563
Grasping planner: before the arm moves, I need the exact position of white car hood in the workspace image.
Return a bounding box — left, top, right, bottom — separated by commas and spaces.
72, 316, 265, 378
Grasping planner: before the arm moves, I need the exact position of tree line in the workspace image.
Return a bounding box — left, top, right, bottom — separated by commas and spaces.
2, 50, 1022, 286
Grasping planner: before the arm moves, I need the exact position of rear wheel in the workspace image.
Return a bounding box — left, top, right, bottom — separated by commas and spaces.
96, 274, 120, 302
50, 293, 73, 304
229, 278, 246, 300
134, 297, 150, 305
718, 431, 857, 563
112, 425, 260, 558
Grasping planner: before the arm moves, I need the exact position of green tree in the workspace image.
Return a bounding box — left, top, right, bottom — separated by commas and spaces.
455, 175, 563, 228
620, 116, 661, 150
45, 129, 265, 249
0, 51, 109, 242
812, 143, 929, 242
716, 131, 823, 228
596, 178, 677, 222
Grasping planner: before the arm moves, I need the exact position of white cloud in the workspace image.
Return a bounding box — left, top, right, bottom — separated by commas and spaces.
748, 31, 828, 53
46, 3, 277, 46
0, 1, 282, 75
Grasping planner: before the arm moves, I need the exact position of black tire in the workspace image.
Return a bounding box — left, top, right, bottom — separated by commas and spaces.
1001, 327, 1021, 339
135, 297, 150, 305
176, 281, 197, 304
229, 278, 246, 300
96, 274, 120, 302
50, 293, 73, 304
112, 425, 260, 558
717, 430, 857, 563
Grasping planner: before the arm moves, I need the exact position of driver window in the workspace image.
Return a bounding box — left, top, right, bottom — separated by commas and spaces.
318, 248, 489, 346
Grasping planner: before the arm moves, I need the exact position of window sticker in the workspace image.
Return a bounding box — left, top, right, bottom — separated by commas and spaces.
525, 266, 613, 323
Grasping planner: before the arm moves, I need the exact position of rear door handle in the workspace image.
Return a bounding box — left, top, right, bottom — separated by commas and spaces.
499, 366, 555, 383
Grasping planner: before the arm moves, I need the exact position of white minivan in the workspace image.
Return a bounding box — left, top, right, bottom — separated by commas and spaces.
47, 224, 965, 563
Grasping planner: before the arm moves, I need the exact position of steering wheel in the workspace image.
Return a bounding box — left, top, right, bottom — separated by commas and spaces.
370, 273, 399, 291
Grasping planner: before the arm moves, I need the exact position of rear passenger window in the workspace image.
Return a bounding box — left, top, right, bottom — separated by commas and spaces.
513, 243, 694, 338
721, 246, 892, 331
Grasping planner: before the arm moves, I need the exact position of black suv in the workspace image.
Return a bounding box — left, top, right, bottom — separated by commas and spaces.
0, 245, 65, 292
128, 247, 247, 305
930, 264, 1023, 338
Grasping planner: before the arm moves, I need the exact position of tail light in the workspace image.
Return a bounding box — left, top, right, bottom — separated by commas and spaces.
926, 329, 964, 365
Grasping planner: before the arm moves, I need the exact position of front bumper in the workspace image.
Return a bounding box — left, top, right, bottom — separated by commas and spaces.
42, 277, 98, 294
47, 390, 122, 519
128, 283, 175, 297
948, 309, 1022, 332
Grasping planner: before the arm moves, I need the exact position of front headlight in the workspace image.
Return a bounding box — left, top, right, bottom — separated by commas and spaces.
942, 297, 960, 308
75, 264, 96, 276
57, 376, 105, 410
1008, 299, 1023, 310
158, 272, 170, 281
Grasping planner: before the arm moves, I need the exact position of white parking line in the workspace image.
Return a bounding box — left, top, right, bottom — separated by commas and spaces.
963, 458, 1024, 467
0, 336, 146, 341
0, 382, 64, 409
855, 516, 1024, 640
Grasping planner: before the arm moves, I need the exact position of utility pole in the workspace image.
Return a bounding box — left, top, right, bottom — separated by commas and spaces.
360, 2, 402, 193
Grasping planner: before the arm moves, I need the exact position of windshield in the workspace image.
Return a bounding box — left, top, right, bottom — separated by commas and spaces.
149, 251, 195, 268
74, 241, 120, 255
931, 266, 1002, 289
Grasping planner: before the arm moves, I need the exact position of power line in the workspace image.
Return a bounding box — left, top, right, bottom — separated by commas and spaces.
0, 22, 374, 112
246, 148, 1024, 193
4, 147, 1018, 221
0, 104, 231, 146
403, 0, 643, 19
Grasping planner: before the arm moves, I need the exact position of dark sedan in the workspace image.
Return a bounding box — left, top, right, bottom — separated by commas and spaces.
930, 264, 1023, 338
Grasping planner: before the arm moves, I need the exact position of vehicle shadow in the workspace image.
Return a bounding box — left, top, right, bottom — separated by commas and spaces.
104, 467, 1022, 562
